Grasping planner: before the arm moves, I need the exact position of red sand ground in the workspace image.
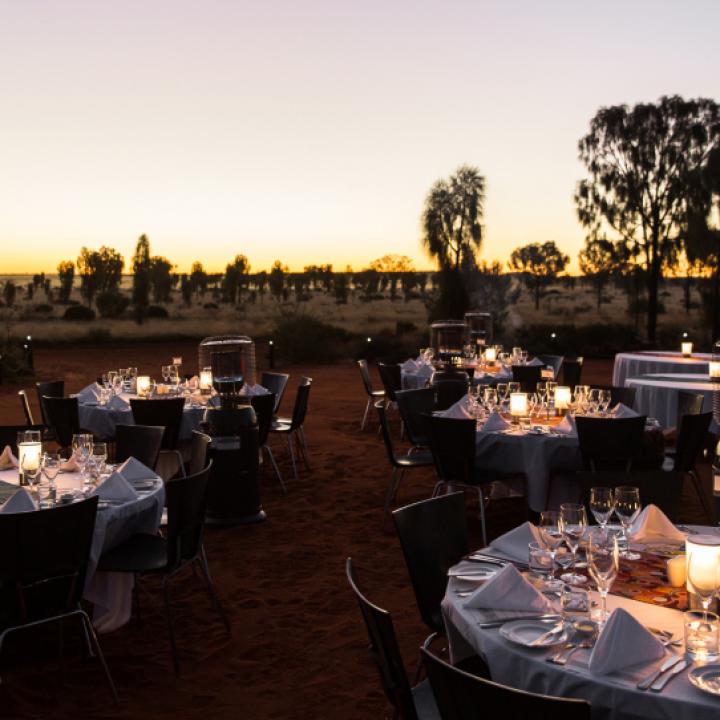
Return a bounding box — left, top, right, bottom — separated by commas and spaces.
0, 346, 708, 719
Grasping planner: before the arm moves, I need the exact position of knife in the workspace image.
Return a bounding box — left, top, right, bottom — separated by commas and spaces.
649, 659, 689, 692
636, 655, 684, 690
478, 613, 561, 629
467, 554, 507, 566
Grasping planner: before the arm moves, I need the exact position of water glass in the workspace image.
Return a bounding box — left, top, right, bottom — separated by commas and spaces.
42, 452, 61, 483
614, 486, 641, 560
590, 486, 614, 529
529, 542, 554, 581
92, 442, 108, 475
685, 610, 720, 662
561, 585, 590, 619
37, 481, 57, 509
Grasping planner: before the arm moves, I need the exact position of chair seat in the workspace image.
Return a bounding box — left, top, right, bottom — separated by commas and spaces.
370, 390, 385, 399
271, 419, 292, 432
97, 533, 168, 573
412, 678, 441, 720
394, 452, 434, 468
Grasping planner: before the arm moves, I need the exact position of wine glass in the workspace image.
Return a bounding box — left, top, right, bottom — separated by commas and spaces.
598, 389, 611, 416
688, 546, 719, 621
587, 388, 600, 415
508, 382, 521, 395
559, 503, 588, 586
42, 452, 61, 484
586, 528, 619, 625
72, 433, 92, 483
21, 453, 41, 492
496, 383, 508, 403
161, 365, 171, 385
614, 486, 641, 560
484, 388, 497, 413
538, 510, 564, 590
590, 487, 615, 530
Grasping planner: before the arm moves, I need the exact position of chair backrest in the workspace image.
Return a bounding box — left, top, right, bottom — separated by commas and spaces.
375, 401, 399, 466
165, 461, 213, 570
250, 392, 276, 445
575, 416, 647, 472
427, 415, 476, 485
392, 493, 469, 633
561, 357, 583, 388
357, 359, 376, 397
577, 470, 684, 523
421, 635, 590, 720
596, 385, 637, 409
18, 390, 35, 426
260, 372, 289, 413
129, 398, 185, 450
345, 558, 418, 720
674, 411, 712, 473
677, 391, 705, 427
395, 388, 434, 447
377, 362, 402, 402
538, 354, 564, 380
35, 380, 64, 426
432, 380, 469, 411
289, 377, 312, 431
511, 365, 543, 392
115, 424, 164, 469
0, 424, 46, 457
0, 497, 98, 624
42, 396, 80, 449
187, 430, 212, 476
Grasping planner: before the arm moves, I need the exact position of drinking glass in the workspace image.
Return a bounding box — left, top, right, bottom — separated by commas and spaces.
614, 486, 641, 560
598, 389, 611, 415
538, 510, 564, 590
688, 549, 719, 619
483, 388, 497, 412
42, 452, 61, 483
586, 528, 619, 624
519, 350, 528, 365
685, 610, 720, 662
72, 433, 92, 482
37, 480, 57, 509
528, 542, 554, 581
496, 383, 508, 402
92, 442, 108, 475
508, 382, 521, 395
161, 365, 171, 384
21, 453, 41, 491
559, 503, 588, 585
587, 388, 600, 415
590, 487, 615, 529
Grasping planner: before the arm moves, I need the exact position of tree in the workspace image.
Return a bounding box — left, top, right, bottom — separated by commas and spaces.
57, 261, 75, 303
508, 241, 569, 309
132, 234, 151, 322
149, 256, 175, 303
268, 261, 287, 302
180, 274, 192, 306
575, 95, 720, 341
255, 271, 268, 302
578, 236, 624, 310
466, 261, 520, 338
2, 281, 16, 307
223, 255, 250, 305
77, 246, 124, 307
190, 261, 208, 297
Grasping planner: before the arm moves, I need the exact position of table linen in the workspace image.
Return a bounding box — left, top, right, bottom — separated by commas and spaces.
613, 351, 710, 388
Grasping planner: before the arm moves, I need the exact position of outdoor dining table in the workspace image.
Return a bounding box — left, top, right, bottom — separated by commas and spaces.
613, 351, 711, 388
0, 466, 165, 634
442, 526, 720, 720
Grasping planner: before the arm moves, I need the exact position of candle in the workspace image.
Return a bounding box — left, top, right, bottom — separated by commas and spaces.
136, 375, 151, 397
710, 361, 720, 381
18, 440, 41, 486
686, 536, 720, 598
510, 392, 528, 419
555, 386, 571, 411
484, 347, 497, 364
172, 356, 182, 366
682, 341, 693, 357
667, 555, 687, 588
200, 367, 213, 391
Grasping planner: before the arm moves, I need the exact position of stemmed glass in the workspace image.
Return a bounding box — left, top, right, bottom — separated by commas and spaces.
538, 510, 564, 590
20, 453, 41, 494
688, 546, 719, 621
161, 365, 171, 385
587, 389, 600, 415
598, 389, 611, 416
508, 382, 521, 395
42, 452, 61, 483
559, 503, 588, 586
72, 433, 92, 485
496, 383, 508, 409
484, 388, 497, 413
614, 486, 642, 560
586, 528, 619, 625
590, 487, 615, 530
92, 442, 108, 476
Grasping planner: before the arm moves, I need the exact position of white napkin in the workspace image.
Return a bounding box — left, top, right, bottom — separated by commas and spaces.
0, 445, 19, 470
0, 488, 38, 513
117, 457, 156, 481
416, 364, 434, 380
493, 367, 512, 380
439, 396, 473, 420
90, 471, 139, 503
554, 414, 577, 436
107, 394, 130, 411
489, 521, 543, 562
629, 504, 686, 542
464, 564, 555, 612
588, 608, 664, 675
241, 383, 269, 397
612, 403, 639, 418
400, 359, 420, 373
480, 410, 510, 433
75, 383, 100, 403
527, 357, 545, 367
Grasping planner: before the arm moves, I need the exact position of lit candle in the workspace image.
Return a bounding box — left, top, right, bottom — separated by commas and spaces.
710, 361, 720, 381
682, 341, 693, 357
200, 367, 213, 392
136, 375, 151, 397
510, 392, 528, 420
555, 386, 571, 411
484, 347, 497, 364
686, 536, 720, 598
18, 440, 41, 486
667, 555, 686, 588
172, 356, 182, 366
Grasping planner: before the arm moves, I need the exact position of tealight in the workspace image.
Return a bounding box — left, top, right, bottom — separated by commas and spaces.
510, 392, 528, 420
172, 356, 182, 366
484, 347, 497, 364
710, 361, 720, 381
682, 341, 693, 357
555, 386, 571, 411
136, 375, 151, 397
686, 536, 720, 600
18, 439, 41, 486
200, 367, 213, 392
667, 555, 686, 588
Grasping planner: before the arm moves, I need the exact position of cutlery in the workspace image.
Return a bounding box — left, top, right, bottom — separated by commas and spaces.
648, 628, 682, 648
529, 621, 565, 647
478, 613, 561, 629
547, 642, 581, 665
448, 569, 495, 578
637, 655, 684, 690
649, 659, 689, 692
467, 554, 507, 566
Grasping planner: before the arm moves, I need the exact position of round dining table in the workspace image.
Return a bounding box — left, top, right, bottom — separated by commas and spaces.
613, 351, 711, 388
0, 467, 165, 634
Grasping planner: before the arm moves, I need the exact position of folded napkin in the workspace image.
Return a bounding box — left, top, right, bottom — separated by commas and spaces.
527, 357, 545, 367
242, 383, 269, 397
464, 564, 555, 612
0, 445, 19, 470
493, 367, 512, 380
415, 364, 434, 380
75, 383, 100, 403
489, 521, 543, 562
0, 488, 38, 513
187, 375, 200, 390
554, 414, 577, 436
107, 394, 130, 411
90, 471, 139, 503
588, 608, 664, 675
60, 455, 80, 472
440, 396, 473, 420
117, 457, 156, 482
480, 410, 510, 433
612, 403, 639, 419
629, 504, 686, 542
400, 359, 420, 373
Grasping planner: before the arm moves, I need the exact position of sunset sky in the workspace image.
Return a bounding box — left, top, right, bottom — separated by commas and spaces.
1, 0, 717, 274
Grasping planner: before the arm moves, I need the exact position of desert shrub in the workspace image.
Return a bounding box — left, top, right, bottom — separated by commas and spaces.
96, 291, 129, 318
203, 302, 219, 310
85, 328, 113, 344
147, 305, 169, 318
271, 312, 349, 363
33, 303, 53, 314
396, 321, 417, 335
509, 323, 640, 357
63, 305, 96, 321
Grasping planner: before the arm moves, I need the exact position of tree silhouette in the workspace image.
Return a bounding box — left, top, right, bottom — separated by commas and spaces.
509, 241, 569, 309
576, 95, 720, 341
149, 257, 175, 303
223, 255, 250, 305
132, 234, 151, 322
77, 246, 124, 307
190, 262, 208, 297
269, 261, 287, 302
578, 237, 624, 310
56, 261, 74, 303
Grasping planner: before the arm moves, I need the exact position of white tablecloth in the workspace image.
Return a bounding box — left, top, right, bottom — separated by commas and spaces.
401, 371, 431, 390
613, 352, 710, 388
443, 533, 720, 720
0, 468, 165, 633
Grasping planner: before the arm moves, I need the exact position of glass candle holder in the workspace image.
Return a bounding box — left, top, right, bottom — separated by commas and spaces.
685, 610, 720, 662
681, 341, 693, 357
555, 386, 571, 412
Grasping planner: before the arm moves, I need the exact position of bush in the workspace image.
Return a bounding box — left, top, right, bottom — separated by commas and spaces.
85, 328, 113, 344
33, 303, 53, 314
203, 302, 219, 310
507, 323, 640, 358
147, 305, 169, 318
271, 312, 349, 363
396, 321, 417, 336
352, 330, 422, 363
63, 305, 96, 321
96, 291, 129, 318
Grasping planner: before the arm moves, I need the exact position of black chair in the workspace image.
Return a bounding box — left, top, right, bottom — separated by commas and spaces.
426, 415, 489, 545
187, 430, 212, 476
376, 402, 434, 529
97, 462, 229, 673
511, 365, 543, 393
35, 379, 64, 428
671, 411, 713, 522
596, 385, 637, 409
577, 471, 684, 523
357, 359, 386, 430
378, 362, 402, 404
130, 398, 186, 477
18, 390, 35, 426
0, 497, 118, 703
392, 493, 469, 634
260, 371, 290, 415
251, 392, 285, 493
432, 380, 469, 412
575, 416, 646, 472
677, 390, 705, 427
42, 396, 81, 451
538, 354, 564, 380
396, 388, 435, 449
421, 634, 590, 720
561, 357, 583, 387
346, 558, 440, 720
270, 377, 312, 482
0, 424, 45, 456
115, 424, 164, 469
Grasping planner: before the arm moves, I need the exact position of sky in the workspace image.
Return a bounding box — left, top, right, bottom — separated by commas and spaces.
0, 0, 718, 274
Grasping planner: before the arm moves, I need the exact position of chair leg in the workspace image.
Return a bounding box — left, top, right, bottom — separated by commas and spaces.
297, 427, 311, 470
80, 611, 119, 705
361, 398, 372, 431
174, 450, 186, 478
264, 445, 286, 494
689, 469, 714, 523
162, 577, 181, 675
197, 546, 231, 635
477, 488, 488, 547
287, 433, 298, 481
382, 468, 402, 529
